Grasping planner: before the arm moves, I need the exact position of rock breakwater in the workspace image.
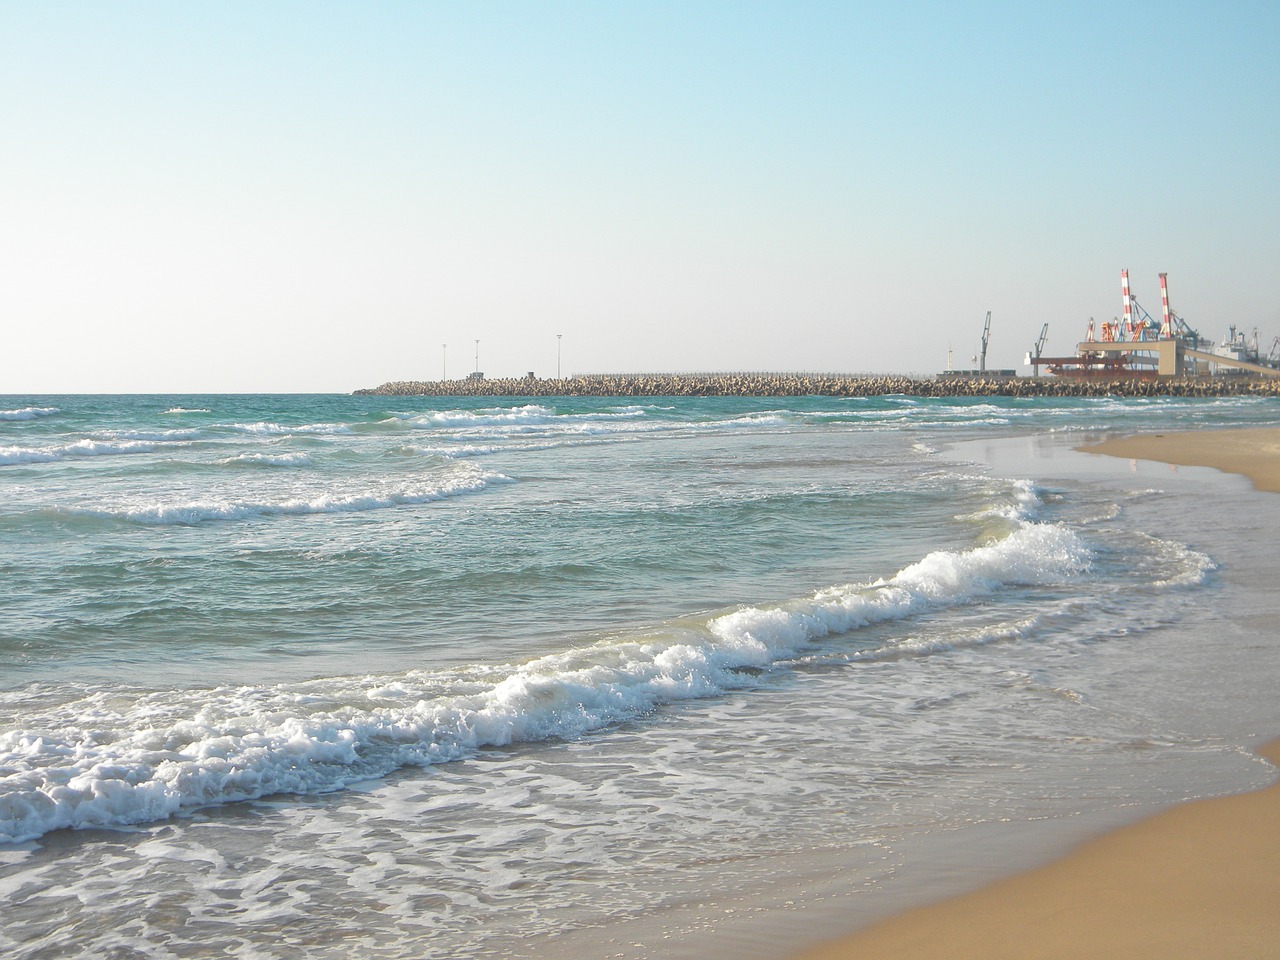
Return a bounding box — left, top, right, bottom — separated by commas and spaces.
355, 373, 1280, 399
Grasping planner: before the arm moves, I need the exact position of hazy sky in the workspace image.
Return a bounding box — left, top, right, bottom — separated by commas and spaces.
3, 1, 1278, 392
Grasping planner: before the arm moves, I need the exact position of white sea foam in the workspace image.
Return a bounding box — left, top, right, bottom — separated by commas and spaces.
67, 468, 509, 525
0, 510, 1091, 843
163, 408, 211, 414
797, 615, 1043, 666
0, 407, 59, 421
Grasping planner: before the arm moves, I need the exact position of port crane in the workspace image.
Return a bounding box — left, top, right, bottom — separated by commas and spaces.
1028, 323, 1048, 375
977, 311, 991, 374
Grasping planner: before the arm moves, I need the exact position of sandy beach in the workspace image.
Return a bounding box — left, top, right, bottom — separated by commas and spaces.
791, 425, 1280, 960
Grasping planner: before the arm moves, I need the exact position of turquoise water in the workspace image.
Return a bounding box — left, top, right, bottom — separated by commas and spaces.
3, 393, 1279, 958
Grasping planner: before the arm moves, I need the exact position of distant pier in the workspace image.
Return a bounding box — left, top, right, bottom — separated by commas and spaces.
354, 373, 1280, 399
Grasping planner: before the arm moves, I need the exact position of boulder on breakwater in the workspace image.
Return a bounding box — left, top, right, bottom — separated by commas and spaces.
354, 373, 1280, 399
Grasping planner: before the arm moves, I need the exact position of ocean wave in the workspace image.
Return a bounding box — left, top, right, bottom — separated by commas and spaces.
0, 407, 59, 421
95, 428, 204, 442
65, 468, 509, 525
0, 439, 161, 466
1143, 535, 1217, 588
408, 406, 662, 438
219, 452, 314, 468
0, 446, 59, 466
412, 405, 557, 428
0, 510, 1091, 843
393, 443, 500, 459
224, 422, 353, 436
708, 519, 1089, 654
163, 408, 211, 414
960, 477, 1045, 526
414, 412, 792, 444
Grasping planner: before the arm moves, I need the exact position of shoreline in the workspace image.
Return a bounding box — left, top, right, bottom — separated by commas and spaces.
788, 425, 1280, 960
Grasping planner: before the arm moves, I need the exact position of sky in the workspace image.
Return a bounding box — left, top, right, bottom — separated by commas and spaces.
3, 1, 1278, 392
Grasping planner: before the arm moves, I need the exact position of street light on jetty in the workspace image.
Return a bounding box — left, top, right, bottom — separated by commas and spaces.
475, 340, 480, 375
442, 344, 447, 381
557, 334, 562, 379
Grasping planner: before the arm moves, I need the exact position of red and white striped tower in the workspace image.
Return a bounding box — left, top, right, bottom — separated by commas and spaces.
1121, 269, 1134, 338
1159, 272, 1172, 337
1086, 316, 1096, 341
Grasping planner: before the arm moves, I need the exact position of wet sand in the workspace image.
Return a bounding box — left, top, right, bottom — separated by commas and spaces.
1082, 426, 1280, 493
790, 425, 1280, 960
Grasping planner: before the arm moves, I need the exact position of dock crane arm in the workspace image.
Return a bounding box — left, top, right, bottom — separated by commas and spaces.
1034, 323, 1048, 358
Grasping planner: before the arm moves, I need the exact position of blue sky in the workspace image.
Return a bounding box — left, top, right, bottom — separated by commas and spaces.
3, 1, 1277, 391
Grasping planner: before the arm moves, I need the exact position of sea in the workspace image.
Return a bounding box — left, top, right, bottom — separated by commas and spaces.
2, 393, 1279, 959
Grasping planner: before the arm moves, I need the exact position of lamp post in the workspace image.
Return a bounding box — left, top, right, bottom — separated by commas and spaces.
475, 340, 480, 375
557, 334, 562, 379
442, 344, 447, 381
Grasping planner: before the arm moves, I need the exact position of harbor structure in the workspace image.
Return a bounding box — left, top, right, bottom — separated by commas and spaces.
1031, 271, 1280, 379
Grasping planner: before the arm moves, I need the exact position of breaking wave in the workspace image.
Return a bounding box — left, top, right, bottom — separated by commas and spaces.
0, 504, 1091, 843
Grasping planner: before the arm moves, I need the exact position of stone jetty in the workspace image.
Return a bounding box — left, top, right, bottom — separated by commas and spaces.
355, 373, 1280, 399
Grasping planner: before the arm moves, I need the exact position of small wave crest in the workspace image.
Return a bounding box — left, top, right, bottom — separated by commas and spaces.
95, 428, 204, 442
0, 407, 59, 421
65, 467, 509, 525
709, 519, 1089, 653
219, 452, 314, 469
0, 439, 161, 465
0, 446, 59, 466
1147, 537, 1217, 588
225, 422, 352, 436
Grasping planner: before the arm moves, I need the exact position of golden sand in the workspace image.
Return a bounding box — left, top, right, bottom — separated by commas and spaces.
790, 427, 1280, 960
